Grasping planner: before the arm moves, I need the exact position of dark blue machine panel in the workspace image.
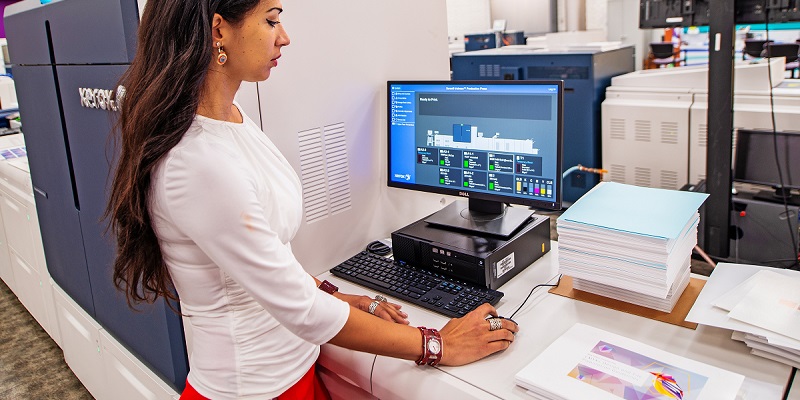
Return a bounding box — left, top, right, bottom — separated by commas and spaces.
46, 0, 138, 64
2, 3, 51, 65
451, 47, 635, 203
13, 65, 95, 316
5, 0, 188, 391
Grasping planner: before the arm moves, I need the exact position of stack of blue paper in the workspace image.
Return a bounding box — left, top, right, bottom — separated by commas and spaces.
557, 182, 709, 312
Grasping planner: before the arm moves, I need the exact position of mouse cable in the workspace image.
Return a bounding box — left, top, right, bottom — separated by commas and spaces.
366, 240, 392, 256
509, 274, 562, 320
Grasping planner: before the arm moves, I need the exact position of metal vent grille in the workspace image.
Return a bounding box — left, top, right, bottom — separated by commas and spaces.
660, 170, 679, 189
298, 127, 328, 223
479, 64, 500, 78
391, 234, 415, 262
634, 167, 651, 187
697, 124, 708, 147
322, 123, 352, 216
660, 121, 679, 144
298, 123, 352, 223
609, 118, 626, 140
634, 120, 651, 142
609, 164, 626, 183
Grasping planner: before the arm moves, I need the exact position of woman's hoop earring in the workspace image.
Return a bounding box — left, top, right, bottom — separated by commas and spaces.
216, 42, 228, 65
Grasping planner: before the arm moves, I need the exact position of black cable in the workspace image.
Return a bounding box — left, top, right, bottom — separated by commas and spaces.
509, 274, 562, 319
762, 4, 800, 269
366, 240, 392, 256
782, 367, 797, 400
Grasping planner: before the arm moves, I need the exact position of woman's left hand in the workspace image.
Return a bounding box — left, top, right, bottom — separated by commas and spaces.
336, 293, 409, 325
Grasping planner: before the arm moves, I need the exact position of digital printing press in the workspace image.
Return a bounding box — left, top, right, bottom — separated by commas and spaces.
601, 57, 800, 189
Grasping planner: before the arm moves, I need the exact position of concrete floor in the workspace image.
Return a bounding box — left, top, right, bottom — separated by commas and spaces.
0, 280, 92, 399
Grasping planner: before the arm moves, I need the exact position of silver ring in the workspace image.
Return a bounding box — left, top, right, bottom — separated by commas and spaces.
375, 295, 388, 303
489, 318, 502, 331
368, 301, 380, 315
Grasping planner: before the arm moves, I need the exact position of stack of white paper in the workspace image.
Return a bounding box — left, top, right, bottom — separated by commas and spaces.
572, 263, 692, 312
514, 323, 744, 400
557, 182, 708, 311
711, 268, 800, 367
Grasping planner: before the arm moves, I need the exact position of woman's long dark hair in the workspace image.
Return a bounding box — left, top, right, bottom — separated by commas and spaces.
106, 0, 260, 308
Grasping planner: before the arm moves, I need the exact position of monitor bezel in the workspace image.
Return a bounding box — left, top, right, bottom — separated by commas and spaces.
386, 79, 564, 211
733, 128, 800, 190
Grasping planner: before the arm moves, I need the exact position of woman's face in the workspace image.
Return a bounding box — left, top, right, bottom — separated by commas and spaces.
221, 0, 290, 82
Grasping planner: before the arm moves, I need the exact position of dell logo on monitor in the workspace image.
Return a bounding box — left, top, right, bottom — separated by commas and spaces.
458, 192, 470, 197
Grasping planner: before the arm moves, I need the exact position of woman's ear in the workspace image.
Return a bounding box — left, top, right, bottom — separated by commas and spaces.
211, 13, 225, 43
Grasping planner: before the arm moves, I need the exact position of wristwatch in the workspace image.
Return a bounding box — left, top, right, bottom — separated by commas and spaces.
318, 280, 338, 295
416, 327, 442, 366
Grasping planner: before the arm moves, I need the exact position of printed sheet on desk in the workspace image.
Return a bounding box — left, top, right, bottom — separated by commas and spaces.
514, 323, 744, 400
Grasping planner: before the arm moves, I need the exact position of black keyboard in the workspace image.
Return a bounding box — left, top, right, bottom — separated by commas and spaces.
331, 251, 503, 318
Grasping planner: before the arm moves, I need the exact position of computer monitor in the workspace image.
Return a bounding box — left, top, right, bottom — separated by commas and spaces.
387, 80, 563, 237
734, 129, 800, 204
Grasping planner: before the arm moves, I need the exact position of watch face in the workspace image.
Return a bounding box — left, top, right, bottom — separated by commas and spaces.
427, 338, 441, 354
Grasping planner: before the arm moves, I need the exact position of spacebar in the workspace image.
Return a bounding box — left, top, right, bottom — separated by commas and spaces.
356, 274, 392, 290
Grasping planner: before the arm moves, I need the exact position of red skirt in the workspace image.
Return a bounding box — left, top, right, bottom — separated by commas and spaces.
180, 363, 331, 400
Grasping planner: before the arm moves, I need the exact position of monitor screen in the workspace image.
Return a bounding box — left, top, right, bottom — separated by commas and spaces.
387, 80, 563, 213
734, 129, 800, 190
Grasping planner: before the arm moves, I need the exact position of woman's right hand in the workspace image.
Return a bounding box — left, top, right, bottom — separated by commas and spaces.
437, 303, 519, 366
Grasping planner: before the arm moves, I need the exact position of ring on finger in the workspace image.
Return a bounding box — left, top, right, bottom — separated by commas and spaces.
368, 300, 380, 315
374, 295, 388, 303
489, 318, 503, 331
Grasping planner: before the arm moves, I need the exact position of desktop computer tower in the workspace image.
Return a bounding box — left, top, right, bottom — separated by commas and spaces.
391, 213, 551, 290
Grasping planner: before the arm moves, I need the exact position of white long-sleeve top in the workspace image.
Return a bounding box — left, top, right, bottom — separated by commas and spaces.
149, 103, 350, 399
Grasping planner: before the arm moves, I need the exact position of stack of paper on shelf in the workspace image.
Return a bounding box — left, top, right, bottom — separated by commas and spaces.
711, 268, 800, 367
557, 182, 708, 312
514, 323, 744, 400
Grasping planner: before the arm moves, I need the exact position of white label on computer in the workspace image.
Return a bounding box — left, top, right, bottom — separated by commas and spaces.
495, 253, 515, 279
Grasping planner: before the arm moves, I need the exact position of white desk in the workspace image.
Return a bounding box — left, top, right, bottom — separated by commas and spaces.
317, 243, 795, 399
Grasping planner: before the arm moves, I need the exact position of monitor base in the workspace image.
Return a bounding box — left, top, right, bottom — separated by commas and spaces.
424, 200, 533, 238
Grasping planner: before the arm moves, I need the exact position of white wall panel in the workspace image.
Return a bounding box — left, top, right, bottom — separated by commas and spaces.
490, 0, 554, 35
446, 0, 491, 38
250, 1, 453, 276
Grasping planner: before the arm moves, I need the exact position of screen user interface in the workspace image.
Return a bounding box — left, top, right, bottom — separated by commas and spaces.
388, 81, 562, 209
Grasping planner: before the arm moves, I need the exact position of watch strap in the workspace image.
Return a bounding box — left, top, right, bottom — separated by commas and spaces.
318, 280, 338, 295
415, 326, 442, 366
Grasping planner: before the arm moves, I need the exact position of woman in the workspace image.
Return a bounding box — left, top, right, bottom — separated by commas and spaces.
107, 1, 519, 399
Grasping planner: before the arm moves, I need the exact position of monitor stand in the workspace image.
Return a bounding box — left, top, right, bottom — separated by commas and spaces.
753, 187, 800, 207
423, 198, 534, 238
